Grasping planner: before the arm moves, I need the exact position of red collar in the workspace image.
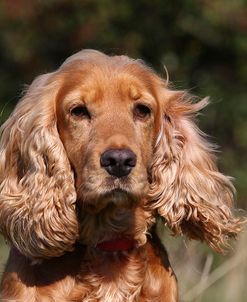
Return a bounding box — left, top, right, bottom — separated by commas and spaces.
96, 238, 135, 252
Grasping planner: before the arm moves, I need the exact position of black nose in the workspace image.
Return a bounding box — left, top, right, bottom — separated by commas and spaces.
100, 149, 137, 178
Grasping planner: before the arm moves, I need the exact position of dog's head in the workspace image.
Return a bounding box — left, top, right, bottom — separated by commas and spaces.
0, 50, 242, 259
56, 52, 159, 210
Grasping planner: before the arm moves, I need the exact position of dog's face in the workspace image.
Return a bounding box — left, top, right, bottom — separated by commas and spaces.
56, 59, 161, 212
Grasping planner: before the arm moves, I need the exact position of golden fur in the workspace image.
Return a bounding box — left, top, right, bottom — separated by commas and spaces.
0, 50, 243, 301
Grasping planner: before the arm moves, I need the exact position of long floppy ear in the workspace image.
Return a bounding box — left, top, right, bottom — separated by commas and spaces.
0, 73, 78, 259
149, 89, 244, 252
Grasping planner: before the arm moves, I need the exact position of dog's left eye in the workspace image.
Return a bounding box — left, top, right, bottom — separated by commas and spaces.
134, 104, 151, 119
70, 105, 91, 119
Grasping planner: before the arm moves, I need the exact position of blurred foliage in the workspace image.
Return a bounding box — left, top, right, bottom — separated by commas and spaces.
0, 1, 246, 301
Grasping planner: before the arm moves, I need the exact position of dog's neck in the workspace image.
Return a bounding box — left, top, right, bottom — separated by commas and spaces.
96, 237, 136, 252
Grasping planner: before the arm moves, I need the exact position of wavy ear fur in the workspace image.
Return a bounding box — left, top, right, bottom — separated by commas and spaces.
0, 73, 78, 259
149, 89, 243, 252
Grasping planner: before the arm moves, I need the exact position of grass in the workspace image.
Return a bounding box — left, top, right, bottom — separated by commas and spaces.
0, 235, 9, 278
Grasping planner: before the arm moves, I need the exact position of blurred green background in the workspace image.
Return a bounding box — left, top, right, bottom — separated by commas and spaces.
0, 1, 246, 301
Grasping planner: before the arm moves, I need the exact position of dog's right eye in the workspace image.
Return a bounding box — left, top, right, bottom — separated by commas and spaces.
70, 105, 91, 119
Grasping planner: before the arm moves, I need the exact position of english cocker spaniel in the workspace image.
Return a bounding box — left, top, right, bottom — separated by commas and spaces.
0, 50, 243, 302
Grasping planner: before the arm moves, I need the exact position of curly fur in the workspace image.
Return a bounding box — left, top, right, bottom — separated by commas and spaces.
0, 74, 79, 258
0, 49, 243, 301
148, 91, 242, 252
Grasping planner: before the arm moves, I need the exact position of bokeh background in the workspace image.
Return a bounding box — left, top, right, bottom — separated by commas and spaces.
0, 1, 246, 301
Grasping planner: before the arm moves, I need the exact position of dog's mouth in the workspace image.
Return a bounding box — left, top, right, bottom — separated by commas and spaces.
103, 176, 138, 196
81, 189, 138, 214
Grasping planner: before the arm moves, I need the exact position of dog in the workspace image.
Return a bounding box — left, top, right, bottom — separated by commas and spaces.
0, 50, 242, 301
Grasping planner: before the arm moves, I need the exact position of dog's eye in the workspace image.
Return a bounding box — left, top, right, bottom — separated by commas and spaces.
70, 105, 91, 119
134, 104, 151, 119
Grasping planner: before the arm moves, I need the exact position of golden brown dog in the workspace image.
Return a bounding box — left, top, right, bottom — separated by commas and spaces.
0, 50, 243, 301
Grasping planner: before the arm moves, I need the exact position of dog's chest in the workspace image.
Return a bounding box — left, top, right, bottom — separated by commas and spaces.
73, 252, 147, 301
1, 243, 178, 302
33, 252, 148, 302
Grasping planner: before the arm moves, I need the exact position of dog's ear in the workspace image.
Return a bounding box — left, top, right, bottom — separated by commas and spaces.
149, 88, 243, 252
0, 73, 78, 259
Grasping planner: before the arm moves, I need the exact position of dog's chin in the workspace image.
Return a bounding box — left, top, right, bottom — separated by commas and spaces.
80, 189, 140, 214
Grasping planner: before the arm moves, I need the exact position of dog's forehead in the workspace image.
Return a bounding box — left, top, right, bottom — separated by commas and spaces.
58, 61, 157, 106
